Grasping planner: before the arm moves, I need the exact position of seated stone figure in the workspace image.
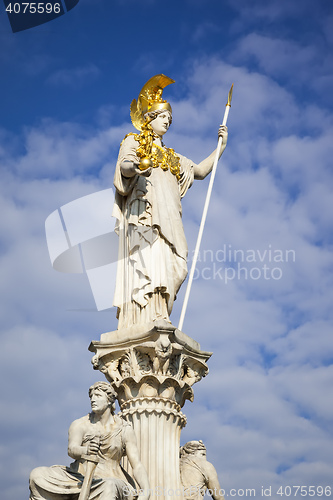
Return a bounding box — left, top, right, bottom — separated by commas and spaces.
180, 441, 225, 500
29, 382, 150, 500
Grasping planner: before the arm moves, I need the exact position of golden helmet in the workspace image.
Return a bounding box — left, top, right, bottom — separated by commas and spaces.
130, 74, 175, 131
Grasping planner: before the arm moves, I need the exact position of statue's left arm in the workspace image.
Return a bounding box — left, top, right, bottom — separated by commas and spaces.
124, 426, 150, 500
193, 125, 228, 180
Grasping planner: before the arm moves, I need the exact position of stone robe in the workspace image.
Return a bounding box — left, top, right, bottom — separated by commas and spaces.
113, 134, 194, 329
180, 456, 208, 500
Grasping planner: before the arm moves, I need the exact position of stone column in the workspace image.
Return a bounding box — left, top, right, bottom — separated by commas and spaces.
120, 396, 186, 495
89, 320, 212, 500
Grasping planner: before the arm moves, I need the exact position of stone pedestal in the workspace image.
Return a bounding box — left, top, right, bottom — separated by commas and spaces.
89, 320, 212, 500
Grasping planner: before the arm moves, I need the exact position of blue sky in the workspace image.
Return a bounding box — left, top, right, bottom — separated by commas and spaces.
1, 0, 333, 498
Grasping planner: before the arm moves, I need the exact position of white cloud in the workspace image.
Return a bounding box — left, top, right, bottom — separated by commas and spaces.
231, 32, 333, 106
1, 119, 131, 181
234, 33, 317, 79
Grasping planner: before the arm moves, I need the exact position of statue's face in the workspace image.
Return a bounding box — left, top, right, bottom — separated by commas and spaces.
150, 111, 171, 137
90, 389, 109, 414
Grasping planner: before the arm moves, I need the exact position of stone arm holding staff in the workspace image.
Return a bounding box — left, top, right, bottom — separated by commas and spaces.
29, 382, 150, 500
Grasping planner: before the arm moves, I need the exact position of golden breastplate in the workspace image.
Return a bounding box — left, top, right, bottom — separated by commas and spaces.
151, 143, 181, 180
121, 133, 181, 180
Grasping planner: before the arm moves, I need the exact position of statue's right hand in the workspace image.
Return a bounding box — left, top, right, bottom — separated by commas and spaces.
86, 438, 100, 456
135, 165, 152, 177
121, 161, 152, 178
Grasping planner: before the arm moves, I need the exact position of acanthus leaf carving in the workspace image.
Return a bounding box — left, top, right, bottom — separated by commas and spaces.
135, 349, 153, 375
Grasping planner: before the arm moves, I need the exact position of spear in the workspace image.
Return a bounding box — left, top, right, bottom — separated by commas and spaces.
178, 84, 234, 332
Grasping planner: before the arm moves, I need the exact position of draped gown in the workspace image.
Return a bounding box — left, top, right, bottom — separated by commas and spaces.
113, 134, 194, 329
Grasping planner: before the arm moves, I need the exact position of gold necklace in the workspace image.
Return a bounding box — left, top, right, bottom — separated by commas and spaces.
121, 132, 181, 180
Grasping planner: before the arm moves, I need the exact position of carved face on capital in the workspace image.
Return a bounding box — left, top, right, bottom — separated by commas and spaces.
90, 389, 110, 414
150, 111, 172, 137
